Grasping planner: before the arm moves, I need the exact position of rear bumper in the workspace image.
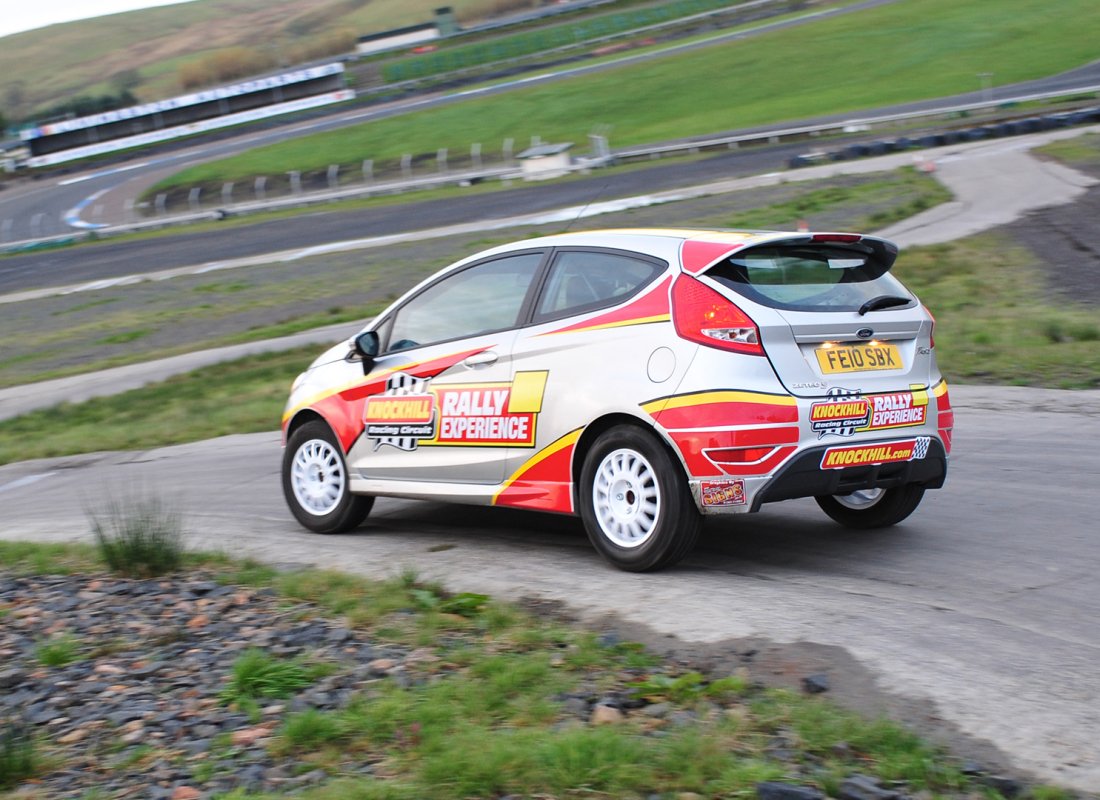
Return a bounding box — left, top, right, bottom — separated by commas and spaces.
750, 436, 948, 511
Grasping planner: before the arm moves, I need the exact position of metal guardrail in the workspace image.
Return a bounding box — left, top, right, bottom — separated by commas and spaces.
3, 88, 1099, 253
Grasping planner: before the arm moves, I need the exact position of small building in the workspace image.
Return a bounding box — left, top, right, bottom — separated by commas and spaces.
356, 8, 458, 56
516, 142, 574, 180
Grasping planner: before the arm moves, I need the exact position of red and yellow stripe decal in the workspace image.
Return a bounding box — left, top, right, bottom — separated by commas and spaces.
643, 389, 799, 477
642, 389, 798, 428
282, 345, 491, 452
538, 276, 671, 336
680, 239, 744, 275
933, 379, 953, 455
493, 428, 582, 513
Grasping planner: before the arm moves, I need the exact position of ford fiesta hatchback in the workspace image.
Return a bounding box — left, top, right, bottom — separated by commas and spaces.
281, 229, 953, 571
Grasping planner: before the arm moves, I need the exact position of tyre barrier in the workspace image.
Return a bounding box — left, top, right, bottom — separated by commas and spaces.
787, 106, 1100, 170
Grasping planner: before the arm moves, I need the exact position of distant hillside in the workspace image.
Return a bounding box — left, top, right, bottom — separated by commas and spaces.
0, 0, 527, 122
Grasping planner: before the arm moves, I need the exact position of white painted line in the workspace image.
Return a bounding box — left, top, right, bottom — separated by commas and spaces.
0, 472, 58, 494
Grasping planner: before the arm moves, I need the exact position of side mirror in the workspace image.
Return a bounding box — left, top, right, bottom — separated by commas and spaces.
353, 331, 380, 375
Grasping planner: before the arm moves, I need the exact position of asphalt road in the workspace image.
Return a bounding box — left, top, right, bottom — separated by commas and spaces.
2, 386, 1099, 792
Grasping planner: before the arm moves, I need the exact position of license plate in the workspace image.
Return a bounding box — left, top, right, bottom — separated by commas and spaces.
815, 343, 903, 374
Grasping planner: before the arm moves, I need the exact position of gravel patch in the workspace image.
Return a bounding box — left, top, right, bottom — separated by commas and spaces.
0, 569, 1054, 799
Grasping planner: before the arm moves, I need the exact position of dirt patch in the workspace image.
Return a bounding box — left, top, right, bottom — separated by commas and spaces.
1005, 184, 1100, 307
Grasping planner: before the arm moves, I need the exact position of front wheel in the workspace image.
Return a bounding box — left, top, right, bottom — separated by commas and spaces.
815, 485, 925, 529
579, 426, 701, 572
283, 420, 373, 534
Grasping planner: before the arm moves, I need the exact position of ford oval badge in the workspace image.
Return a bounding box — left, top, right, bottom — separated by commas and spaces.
856, 328, 874, 339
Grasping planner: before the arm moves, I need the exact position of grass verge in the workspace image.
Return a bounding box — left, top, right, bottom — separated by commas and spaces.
0, 348, 313, 465
0, 540, 1070, 799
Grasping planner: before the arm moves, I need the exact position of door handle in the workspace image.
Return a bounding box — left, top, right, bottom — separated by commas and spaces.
464, 351, 499, 368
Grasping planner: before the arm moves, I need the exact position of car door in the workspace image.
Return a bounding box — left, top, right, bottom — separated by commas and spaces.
501, 248, 682, 504
346, 250, 545, 484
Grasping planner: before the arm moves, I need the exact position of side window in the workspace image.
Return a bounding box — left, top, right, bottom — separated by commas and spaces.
387, 253, 543, 352
535, 250, 664, 322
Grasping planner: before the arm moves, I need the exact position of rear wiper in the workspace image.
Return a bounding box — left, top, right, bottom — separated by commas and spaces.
858, 295, 911, 315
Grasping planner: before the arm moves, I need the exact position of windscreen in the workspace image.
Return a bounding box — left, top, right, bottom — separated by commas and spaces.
707, 244, 913, 312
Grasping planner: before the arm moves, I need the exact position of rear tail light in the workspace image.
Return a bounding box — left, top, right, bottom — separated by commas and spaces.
671, 275, 763, 356
923, 304, 936, 349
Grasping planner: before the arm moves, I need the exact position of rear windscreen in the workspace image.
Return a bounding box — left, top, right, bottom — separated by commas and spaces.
707, 245, 914, 312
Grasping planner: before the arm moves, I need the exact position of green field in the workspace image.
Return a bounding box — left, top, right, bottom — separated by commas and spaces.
155, 0, 1100, 193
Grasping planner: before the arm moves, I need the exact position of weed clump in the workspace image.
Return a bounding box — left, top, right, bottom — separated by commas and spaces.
0, 718, 37, 790
90, 495, 185, 577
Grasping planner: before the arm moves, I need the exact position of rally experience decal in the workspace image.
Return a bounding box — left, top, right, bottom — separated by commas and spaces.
809, 386, 928, 438
364, 370, 547, 451
700, 479, 746, 507
820, 437, 931, 470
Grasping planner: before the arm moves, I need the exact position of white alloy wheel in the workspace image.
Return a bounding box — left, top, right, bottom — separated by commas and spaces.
592, 447, 661, 548
832, 487, 885, 510
290, 437, 347, 516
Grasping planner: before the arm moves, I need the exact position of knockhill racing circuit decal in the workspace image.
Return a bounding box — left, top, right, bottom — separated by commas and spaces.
809, 386, 928, 439
364, 371, 547, 451
364, 373, 438, 451
820, 436, 931, 470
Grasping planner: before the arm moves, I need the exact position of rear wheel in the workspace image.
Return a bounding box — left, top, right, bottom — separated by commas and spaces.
579, 426, 701, 572
283, 420, 373, 534
815, 485, 925, 529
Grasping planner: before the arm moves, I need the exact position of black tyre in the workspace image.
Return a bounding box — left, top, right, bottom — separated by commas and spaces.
282, 420, 373, 534
815, 485, 925, 529
578, 425, 702, 572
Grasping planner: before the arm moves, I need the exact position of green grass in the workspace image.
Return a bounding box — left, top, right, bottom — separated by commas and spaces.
155, 0, 1100, 192
0, 720, 37, 791
1034, 132, 1100, 171
0, 348, 314, 465
34, 634, 84, 668
894, 235, 1100, 389
220, 649, 320, 706
91, 495, 186, 578
722, 167, 953, 231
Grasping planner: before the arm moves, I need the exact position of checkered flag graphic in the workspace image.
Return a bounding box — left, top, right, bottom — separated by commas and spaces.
822, 386, 862, 438
373, 372, 431, 452
912, 436, 931, 460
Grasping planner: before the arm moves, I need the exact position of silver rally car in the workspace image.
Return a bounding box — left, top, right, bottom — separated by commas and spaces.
281, 228, 953, 571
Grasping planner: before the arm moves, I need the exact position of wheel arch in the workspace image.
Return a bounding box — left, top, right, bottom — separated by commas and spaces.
284, 408, 332, 447
570, 412, 690, 510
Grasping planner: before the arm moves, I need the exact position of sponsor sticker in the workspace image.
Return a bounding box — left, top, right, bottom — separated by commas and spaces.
700, 479, 746, 507
364, 371, 547, 450
820, 437, 931, 469
810, 387, 928, 438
